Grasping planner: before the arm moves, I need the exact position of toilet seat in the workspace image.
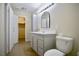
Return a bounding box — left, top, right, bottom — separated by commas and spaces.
44, 49, 65, 56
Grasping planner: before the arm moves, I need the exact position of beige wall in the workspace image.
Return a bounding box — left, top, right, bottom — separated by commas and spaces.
37, 3, 79, 55
51, 3, 79, 55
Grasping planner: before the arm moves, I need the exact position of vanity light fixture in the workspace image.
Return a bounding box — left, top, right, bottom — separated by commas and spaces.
40, 3, 54, 13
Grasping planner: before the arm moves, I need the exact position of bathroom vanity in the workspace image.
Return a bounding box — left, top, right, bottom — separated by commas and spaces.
31, 11, 57, 55
31, 32, 56, 56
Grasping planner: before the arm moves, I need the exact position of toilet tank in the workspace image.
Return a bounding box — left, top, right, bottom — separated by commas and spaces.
56, 35, 73, 54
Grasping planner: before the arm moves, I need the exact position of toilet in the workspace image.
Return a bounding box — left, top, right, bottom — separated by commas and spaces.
44, 35, 73, 56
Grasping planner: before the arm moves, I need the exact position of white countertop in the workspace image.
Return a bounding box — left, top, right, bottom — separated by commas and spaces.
31, 31, 56, 35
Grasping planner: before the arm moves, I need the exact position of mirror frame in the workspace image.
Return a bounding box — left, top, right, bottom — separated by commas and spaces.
41, 11, 50, 29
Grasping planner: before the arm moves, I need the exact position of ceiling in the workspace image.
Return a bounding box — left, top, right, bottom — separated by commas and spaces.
10, 3, 50, 13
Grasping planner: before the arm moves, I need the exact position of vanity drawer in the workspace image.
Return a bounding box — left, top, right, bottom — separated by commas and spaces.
38, 47, 44, 56
38, 39, 44, 48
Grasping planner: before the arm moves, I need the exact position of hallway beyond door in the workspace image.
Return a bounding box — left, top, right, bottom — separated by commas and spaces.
18, 16, 25, 43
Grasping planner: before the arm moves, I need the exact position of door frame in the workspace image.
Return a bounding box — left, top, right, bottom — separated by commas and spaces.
4, 3, 10, 54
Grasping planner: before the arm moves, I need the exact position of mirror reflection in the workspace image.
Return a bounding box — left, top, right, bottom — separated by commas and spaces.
41, 11, 50, 29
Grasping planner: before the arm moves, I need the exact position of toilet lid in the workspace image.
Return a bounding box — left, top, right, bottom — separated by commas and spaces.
44, 49, 65, 56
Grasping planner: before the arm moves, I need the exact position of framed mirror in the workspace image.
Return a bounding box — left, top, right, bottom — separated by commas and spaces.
41, 11, 50, 29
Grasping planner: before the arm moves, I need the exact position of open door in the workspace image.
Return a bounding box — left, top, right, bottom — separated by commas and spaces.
18, 16, 25, 43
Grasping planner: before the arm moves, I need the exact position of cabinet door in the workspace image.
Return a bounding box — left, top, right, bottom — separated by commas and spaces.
38, 47, 44, 56
38, 39, 44, 49
37, 38, 44, 56
32, 37, 38, 52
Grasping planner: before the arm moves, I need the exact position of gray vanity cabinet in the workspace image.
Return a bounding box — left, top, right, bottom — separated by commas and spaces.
32, 34, 56, 56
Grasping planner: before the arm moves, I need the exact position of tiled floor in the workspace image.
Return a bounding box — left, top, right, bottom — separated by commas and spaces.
7, 41, 38, 56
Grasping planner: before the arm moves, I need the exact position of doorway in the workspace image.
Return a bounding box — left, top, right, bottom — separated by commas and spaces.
18, 16, 25, 43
